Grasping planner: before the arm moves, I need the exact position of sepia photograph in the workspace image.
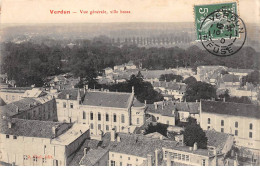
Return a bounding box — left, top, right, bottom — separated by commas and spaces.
0, 0, 259, 166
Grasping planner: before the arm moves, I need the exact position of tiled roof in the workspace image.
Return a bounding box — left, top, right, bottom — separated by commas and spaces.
147, 101, 199, 117
79, 148, 109, 166
0, 97, 6, 106
0, 118, 72, 138
0, 87, 32, 93
132, 97, 145, 107
222, 74, 240, 83
57, 89, 84, 100
205, 129, 233, 150
109, 133, 178, 158
201, 100, 260, 119
83, 91, 133, 108
141, 70, 176, 79
23, 88, 46, 98
0, 98, 43, 117
227, 68, 254, 74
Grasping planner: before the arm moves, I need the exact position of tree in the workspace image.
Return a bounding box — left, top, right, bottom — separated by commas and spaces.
242, 70, 260, 86
220, 70, 229, 75
183, 123, 208, 149
159, 74, 183, 82
144, 123, 169, 136
183, 76, 197, 85
184, 81, 216, 102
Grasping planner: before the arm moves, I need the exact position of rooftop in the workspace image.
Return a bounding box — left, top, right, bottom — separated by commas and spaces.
83, 91, 133, 108
222, 74, 240, 83
201, 100, 260, 119
0, 118, 72, 138
205, 129, 233, 151
57, 89, 84, 100
79, 148, 109, 166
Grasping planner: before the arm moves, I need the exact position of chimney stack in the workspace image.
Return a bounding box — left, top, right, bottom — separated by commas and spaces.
132, 86, 134, 93
16, 107, 19, 113
8, 121, 13, 129
111, 129, 116, 142
144, 100, 147, 106
154, 103, 158, 110
83, 147, 89, 156
166, 152, 171, 166
66, 94, 70, 99
52, 126, 57, 137
223, 97, 226, 102
155, 149, 159, 166
85, 85, 88, 90
117, 136, 121, 142
147, 154, 152, 166
193, 142, 198, 151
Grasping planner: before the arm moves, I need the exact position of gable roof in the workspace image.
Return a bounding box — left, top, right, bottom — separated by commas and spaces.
0, 118, 72, 138
205, 129, 233, 151
57, 89, 84, 100
23, 88, 46, 98
83, 91, 133, 108
79, 148, 109, 166
201, 100, 260, 119
222, 74, 240, 83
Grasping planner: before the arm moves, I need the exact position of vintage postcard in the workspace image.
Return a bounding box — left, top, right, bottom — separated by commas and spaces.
0, 0, 259, 166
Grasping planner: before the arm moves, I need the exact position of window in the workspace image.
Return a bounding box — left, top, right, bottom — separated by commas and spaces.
98, 113, 101, 121
6, 135, 9, 139
127, 164, 132, 166
249, 123, 253, 130
106, 114, 109, 121
98, 124, 101, 130
120, 155, 122, 159
235, 122, 238, 128
13, 136, 17, 139
221, 120, 224, 126
106, 125, 109, 131
182, 154, 185, 161
202, 159, 206, 166
128, 157, 130, 160
111, 160, 115, 166
83, 111, 86, 119
121, 114, 125, 123
173, 153, 178, 159
164, 151, 168, 158
137, 118, 139, 124
221, 128, 224, 133
42, 158, 46, 163
12, 95, 15, 100
235, 130, 238, 136
120, 162, 122, 166
207, 126, 210, 130
167, 121, 169, 125
70, 103, 73, 108
90, 123, 94, 129
33, 156, 38, 162
178, 154, 181, 160
136, 158, 138, 162
157, 117, 159, 120
23, 155, 28, 160
63, 102, 66, 108
249, 132, 253, 138
90, 112, 93, 120
185, 155, 190, 161
208, 118, 211, 124
113, 114, 117, 122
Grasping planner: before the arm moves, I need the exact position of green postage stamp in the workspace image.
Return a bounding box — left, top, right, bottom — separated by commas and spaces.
194, 2, 238, 40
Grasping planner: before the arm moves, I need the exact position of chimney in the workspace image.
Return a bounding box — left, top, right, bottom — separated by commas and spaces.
117, 136, 121, 142
147, 154, 152, 166
166, 151, 171, 166
162, 104, 164, 110
83, 147, 88, 156
193, 142, 198, 151
84, 87, 86, 94
223, 97, 226, 102
144, 100, 147, 106
16, 107, 19, 113
155, 149, 159, 166
52, 126, 57, 137
66, 94, 70, 99
154, 103, 158, 110
111, 129, 116, 142
132, 86, 134, 93
85, 85, 88, 90
196, 100, 198, 103
8, 121, 13, 129
160, 135, 163, 140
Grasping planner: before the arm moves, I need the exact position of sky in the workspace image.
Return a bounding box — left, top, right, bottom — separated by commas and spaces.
0, 0, 259, 24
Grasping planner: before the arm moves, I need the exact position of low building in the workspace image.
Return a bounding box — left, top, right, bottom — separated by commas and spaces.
217, 74, 241, 89
0, 118, 89, 166
0, 94, 57, 121
104, 68, 113, 75
200, 100, 260, 153
0, 87, 32, 104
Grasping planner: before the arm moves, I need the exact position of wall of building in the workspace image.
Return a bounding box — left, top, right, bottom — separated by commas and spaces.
109, 152, 146, 166
200, 112, 260, 150
0, 91, 24, 104
149, 112, 175, 126
162, 148, 210, 166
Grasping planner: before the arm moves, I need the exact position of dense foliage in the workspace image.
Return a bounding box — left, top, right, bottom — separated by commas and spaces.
102, 75, 164, 104
219, 90, 252, 104
144, 123, 169, 137
1, 40, 259, 87
241, 70, 260, 87
184, 81, 217, 102
183, 123, 208, 149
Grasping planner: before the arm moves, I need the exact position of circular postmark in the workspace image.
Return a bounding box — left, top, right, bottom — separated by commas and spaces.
199, 9, 246, 57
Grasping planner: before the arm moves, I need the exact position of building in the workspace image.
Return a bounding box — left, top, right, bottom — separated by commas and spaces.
205, 129, 234, 155
200, 100, 260, 153
146, 101, 200, 125
227, 68, 254, 77
141, 69, 176, 83
0, 87, 32, 104
79, 147, 109, 166
56, 86, 146, 137
217, 74, 241, 89
0, 94, 57, 121
0, 118, 89, 166
152, 81, 187, 101
197, 66, 227, 82
104, 68, 113, 75
125, 61, 137, 70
